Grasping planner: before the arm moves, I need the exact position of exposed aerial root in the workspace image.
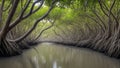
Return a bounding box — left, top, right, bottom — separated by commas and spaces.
0, 39, 22, 57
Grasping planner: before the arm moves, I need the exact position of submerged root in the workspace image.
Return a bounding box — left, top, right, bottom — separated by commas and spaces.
0, 39, 22, 57
18, 40, 30, 50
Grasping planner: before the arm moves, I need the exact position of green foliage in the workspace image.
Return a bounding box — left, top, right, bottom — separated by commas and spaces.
2, 0, 120, 39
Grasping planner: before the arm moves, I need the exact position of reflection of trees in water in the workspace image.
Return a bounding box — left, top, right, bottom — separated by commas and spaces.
26, 44, 120, 68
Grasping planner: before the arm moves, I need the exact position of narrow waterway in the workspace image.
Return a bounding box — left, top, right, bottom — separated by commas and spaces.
0, 43, 120, 68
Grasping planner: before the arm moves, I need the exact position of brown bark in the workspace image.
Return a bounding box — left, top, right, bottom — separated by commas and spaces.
0, 0, 20, 39
0, 0, 56, 57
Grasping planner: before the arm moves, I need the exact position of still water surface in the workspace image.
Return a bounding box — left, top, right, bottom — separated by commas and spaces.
0, 43, 120, 68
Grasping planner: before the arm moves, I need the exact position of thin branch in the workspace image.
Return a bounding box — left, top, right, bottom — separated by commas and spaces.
83, 14, 105, 32
22, 0, 44, 19
92, 10, 106, 31
0, 0, 5, 23
34, 19, 56, 41
9, 0, 56, 43
8, 0, 32, 31
0, 0, 20, 38
98, 0, 109, 17
8, 0, 44, 32
2, 0, 12, 11
101, 0, 119, 28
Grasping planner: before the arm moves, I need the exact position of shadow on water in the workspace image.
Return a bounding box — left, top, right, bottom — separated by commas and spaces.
0, 43, 120, 68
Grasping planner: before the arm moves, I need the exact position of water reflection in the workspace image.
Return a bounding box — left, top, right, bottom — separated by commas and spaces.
53, 61, 57, 68
0, 43, 120, 68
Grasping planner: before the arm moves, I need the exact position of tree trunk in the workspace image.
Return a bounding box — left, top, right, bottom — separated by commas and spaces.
0, 35, 22, 57
0, 6, 2, 23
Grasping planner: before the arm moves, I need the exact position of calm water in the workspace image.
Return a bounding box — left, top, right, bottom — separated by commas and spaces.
0, 43, 120, 68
